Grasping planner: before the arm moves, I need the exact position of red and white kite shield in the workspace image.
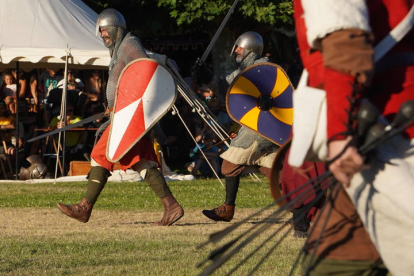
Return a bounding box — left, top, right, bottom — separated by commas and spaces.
106, 58, 176, 162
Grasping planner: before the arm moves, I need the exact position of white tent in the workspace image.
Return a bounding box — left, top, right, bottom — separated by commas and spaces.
0, 0, 110, 70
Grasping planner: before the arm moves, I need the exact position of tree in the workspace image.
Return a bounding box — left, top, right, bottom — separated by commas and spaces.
84, 0, 297, 79
157, 0, 293, 28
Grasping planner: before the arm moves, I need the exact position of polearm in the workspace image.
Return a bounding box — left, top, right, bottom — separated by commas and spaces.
200, 0, 240, 62
27, 112, 106, 143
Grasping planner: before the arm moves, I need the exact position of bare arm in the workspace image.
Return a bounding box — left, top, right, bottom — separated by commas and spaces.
30, 78, 38, 105
18, 79, 27, 99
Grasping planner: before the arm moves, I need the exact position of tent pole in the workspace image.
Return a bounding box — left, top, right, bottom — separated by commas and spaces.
55, 51, 69, 179
15, 61, 20, 180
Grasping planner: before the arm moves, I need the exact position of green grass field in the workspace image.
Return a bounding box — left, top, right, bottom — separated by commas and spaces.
0, 177, 304, 276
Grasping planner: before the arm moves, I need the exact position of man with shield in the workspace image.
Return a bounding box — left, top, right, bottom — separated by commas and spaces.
199, 31, 325, 239
199, 32, 280, 222
57, 9, 184, 226
290, 0, 414, 274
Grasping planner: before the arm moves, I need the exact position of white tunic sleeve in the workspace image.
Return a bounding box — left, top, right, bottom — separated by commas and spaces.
302, 0, 371, 48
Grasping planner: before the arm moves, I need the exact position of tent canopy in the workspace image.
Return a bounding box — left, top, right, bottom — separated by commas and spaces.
0, 0, 110, 70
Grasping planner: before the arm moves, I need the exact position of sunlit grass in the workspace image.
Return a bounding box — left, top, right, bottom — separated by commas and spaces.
0, 177, 304, 275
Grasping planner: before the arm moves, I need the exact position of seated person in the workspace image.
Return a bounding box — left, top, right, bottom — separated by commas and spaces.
18, 99, 37, 154
12, 69, 28, 101
47, 80, 87, 118
0, 71, 17, 114
190, 133, 220, 178
208, 98, 234, 132
56, 70, 85, 91
0, 100, 24, 157
49, 103, 87, 161
196, 85, 214, 104
84, 69, 105, 102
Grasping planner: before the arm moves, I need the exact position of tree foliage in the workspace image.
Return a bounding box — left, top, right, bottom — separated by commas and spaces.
157, 0, 293, 27
84, 0, 293, 30
83, 0, 298, 78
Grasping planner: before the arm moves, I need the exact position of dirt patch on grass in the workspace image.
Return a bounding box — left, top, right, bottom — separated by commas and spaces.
1, 207, 290, 240
1, 207, 302, 276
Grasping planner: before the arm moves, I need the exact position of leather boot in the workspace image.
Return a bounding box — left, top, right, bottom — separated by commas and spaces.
152, 194, 184, 226
202, 203, 235, 222
57, 198, 93, 223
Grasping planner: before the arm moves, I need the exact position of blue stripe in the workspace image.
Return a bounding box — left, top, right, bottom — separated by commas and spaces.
243, 64, 276, 96
257, 111, 291, 145
228, 93, 257, 120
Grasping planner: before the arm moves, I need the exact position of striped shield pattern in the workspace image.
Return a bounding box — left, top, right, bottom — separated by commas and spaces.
227, 62, 294, 146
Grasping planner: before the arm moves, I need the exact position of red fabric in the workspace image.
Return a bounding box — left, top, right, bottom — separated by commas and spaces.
281, 149, 325, 219
294, 0, 414, 140
368, 66, 414, 138
293, 0, 324, 88
293, 0, 414, 261
115, 60, 158, 112
367, 0, 414, 54
324, 68, 356, 139
90, 125, 159, 172
278, 0, 327, 216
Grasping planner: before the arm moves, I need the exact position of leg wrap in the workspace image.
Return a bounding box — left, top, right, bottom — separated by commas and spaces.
85, 166, 111, 204
145, 168, 171, 199
224, 176, 240, 206
292, 199, 319, 231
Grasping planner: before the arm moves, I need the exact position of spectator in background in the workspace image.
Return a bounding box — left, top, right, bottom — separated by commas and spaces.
28, 70, 39, 106
196, 84, 214, 104
17, 99, 36, 155
47, 78, 87, 119
0, 100, 24, 159
38, 68, 63, 100
57, 69, 85, 91
0, 71, 17, 114
190, 133, 220, 178
83, 98, 105, 119
38, 68, 63, 127
85, 69, 105, 103
49, 102, 87, 161
208, 98, 233, 132
12, 69, 28, 100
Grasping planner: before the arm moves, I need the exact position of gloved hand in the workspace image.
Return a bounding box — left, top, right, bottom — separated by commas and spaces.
191, 58, 214, 85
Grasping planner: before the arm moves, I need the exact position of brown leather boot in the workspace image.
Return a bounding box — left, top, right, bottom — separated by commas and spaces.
152, 194, 184, 226
57, 198, 93, 223
202, 203, 235, 222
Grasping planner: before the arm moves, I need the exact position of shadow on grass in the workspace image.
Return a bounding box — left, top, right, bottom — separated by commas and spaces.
119, 221, 218, 226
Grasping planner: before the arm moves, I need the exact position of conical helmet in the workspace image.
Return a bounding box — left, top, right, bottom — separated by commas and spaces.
230, 31, 263, 56
96, 8, 126, 36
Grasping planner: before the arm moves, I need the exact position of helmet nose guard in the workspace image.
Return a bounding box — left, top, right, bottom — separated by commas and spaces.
230, 31, 264, 57
96, 8, 126, 37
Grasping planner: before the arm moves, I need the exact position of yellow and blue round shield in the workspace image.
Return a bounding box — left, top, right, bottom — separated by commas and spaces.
227, 62, 293, 146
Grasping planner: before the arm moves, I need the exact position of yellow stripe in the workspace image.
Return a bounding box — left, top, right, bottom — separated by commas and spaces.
240, 107, 261, 131
269, 107, 294, 125
271, 68, 290, 99
230, 76, 261, 98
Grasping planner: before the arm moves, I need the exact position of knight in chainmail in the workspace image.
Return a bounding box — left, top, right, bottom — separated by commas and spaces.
199, 32, 280, 222
57, 9, 184, 226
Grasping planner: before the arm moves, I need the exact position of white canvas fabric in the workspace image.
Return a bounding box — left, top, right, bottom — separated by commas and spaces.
0, 0, 110, 69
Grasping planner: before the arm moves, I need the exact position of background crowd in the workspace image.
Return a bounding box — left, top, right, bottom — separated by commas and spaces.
0, 66, 245, 179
